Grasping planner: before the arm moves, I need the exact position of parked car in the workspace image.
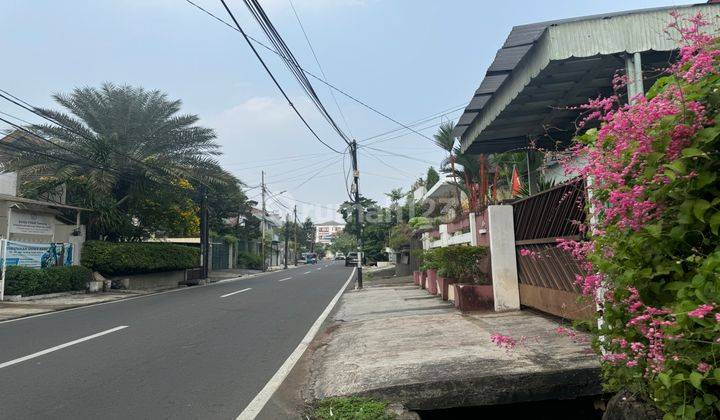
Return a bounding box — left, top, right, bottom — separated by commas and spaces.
305, 253, 318, 264
345, 252, 359, 267
335, 252, 345, 260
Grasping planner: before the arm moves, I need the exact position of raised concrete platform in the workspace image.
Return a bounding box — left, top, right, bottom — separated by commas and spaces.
310, 275, 601, 410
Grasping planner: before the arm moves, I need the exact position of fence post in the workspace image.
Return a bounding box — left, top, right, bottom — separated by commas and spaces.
469, 213, 478, 246
0, 238, 7, 301
488, 205, 520, 311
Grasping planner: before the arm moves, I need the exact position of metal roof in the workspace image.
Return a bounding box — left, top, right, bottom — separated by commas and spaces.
455, 2, 720, 154
0, 193, 90, 211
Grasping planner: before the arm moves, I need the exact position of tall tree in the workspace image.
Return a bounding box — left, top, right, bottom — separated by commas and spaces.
8, 83, 235, 240
432, 122, 461, 209
425, 167, 440, 190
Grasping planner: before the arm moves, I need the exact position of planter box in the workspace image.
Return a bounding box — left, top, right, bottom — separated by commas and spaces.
452, 284, 494, 312
420, 271, 427, 289
426, 272, 438, 295
437, 277, 457, 301
412, 271, 420, 286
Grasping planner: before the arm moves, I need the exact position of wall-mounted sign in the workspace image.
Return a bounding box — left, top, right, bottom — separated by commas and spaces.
9, 211, 55, 236
3, 241, 73, 268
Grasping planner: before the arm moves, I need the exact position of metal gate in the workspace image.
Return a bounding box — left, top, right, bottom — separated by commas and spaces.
512, 178, 595, 320
211, 242, 229, 270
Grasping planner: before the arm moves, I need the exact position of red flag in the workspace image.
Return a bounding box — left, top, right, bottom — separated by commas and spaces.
511, 165, 522, 196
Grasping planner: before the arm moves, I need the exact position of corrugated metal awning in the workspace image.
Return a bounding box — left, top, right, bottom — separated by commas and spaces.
456, 3, 720, 154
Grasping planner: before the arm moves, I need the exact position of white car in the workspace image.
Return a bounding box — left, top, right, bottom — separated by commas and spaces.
334, 252, 345, 260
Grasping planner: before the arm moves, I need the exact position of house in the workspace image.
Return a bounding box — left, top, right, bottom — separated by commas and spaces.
0, 131, 90, 266
314, 220, 344, 244
442, 2, 720, 319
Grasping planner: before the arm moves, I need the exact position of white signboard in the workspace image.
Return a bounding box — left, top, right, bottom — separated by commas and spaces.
4, 241, 73, 268
9, 211, 55, 236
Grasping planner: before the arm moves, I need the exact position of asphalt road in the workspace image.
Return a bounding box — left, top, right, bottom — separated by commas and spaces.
0, 261, 354, 420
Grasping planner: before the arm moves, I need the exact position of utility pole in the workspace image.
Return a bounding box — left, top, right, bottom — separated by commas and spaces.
284, 213, 289, 269
293, 205, 298, 267
200, 185, 209, 279
350, 140, 363, 289
261, 170, 267, 272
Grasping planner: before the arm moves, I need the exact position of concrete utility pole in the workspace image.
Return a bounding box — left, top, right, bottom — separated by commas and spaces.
200, 185, 209, 279
350, 140, 363, 289
293, 205, 298, 266
283, 213, 289, 269
261, 170, 267, 272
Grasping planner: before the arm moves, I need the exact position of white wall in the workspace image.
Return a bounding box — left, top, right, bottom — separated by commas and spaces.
0, 172, 18, 196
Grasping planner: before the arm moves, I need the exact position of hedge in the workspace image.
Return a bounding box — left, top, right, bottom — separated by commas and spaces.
237, 251, 262, 270
81, 241, 200, 276
5, 266, 93, 297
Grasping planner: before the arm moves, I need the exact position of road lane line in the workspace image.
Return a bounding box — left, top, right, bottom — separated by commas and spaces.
0, 325, 128, 370
303, 271, 312, 274
236, 267, 356, 420
278, 277, 292, 282
316, 267, 322, 270
220, 288, 252, 298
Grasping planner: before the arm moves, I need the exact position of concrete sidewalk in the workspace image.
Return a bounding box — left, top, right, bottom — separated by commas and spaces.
0, 291, 142, 321
309, 275, 601, 411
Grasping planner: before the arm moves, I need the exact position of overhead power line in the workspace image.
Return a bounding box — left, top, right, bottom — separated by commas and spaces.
218, 0, 344, 154
185, 0, 451, 144
287, 0, 354, 138
362, 105, 465, 144
0, 89, 215, 190
241, 0, 351, 145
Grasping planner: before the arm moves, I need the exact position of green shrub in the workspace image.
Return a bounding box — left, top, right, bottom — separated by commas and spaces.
237, 251, 263, 270
312, 397, 395, 420
420, 248, 441, 270
81, 241, 199, 276
5, 265, 92, 296
436, 245, 488, 284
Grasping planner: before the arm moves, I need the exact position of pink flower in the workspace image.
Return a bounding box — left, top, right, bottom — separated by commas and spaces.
697, 362, 711, 373
715, 313, 720, 323
688, 304, 714, 319
626, 360, 638, 367
519, 248, 540, 259
490, 333, 517, 351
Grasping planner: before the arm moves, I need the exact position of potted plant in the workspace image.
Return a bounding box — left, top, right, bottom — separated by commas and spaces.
420, 248, 440, 295
438, 246, 491, 310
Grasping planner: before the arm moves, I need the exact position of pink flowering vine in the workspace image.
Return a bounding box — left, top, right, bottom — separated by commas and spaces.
490, 333, 516, 351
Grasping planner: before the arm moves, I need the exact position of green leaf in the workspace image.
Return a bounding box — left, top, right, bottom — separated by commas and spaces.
663, 414, 675, 420
681, 148, 708, 159
665, 160, 687, 175
710, 212, 720, 235
693, 200, 711, 222
664, 281, 690, 291
689, 371, 703, 390
713, 368, 720, 382
659, 372, 672, 388
695, 171, 716, 188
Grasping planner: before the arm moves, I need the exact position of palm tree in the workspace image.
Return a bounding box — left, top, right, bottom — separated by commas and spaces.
8, 83, 233, 239
431, 122, 461, 209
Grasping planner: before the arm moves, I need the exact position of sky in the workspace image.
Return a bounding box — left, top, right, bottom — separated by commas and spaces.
0, 0, 696, 222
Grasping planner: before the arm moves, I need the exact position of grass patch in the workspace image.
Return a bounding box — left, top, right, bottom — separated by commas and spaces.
312, 397, 395, 420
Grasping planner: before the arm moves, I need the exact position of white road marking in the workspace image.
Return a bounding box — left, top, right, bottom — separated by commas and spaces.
303, 271, 312, 274
236, 268, 356, 420
278, 277, 292, 282
0, 325, 128, 370
0, 269, 281, 326
220, 288, 252, 298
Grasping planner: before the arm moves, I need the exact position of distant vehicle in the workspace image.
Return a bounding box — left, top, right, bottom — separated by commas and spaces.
335, 252, 345, 260
345, 252, 358, 267
305, 253, 318, 264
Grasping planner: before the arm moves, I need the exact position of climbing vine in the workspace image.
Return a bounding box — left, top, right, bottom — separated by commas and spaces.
561, 13, 720, 418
